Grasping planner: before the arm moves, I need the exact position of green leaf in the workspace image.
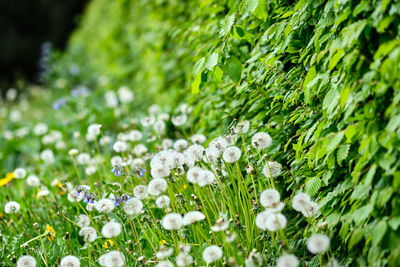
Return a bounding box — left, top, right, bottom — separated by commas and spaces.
349, 229, 364, 249
337, 144, 350, 164
350, 184, 371, 200
326, 131, 344, 152
303, 66, 316, 91
191, 72, 202, 94
224, 57, 242, 84
213, 66, 223, 82
205, 52, 219, 70
193, 57, 205, 76
352, 204, 373, 225
388, 217, 400, 231
323, 89, 340, 114
305, 177, 322, 197
244, 0, 259, 14
329, 49, 345, 70
372, 221, 387, 247
219, 13, 236, 37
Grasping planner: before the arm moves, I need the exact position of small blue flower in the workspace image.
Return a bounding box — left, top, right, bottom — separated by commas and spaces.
136, 167, 146, 177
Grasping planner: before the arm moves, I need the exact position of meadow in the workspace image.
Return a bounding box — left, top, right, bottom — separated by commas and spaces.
1, 0, 400, 266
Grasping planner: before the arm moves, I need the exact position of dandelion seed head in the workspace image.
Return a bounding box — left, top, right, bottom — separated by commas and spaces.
202, 245, 223, 264
171, 114, 187, 126
251, 132, 272, 149
133, 185, 148, 199
148, 178, 168, 196
262, 161, 282, 178
77, 153, 91, 165
292, 192, 311, 212
191, 133, 206, 144
233, 120, 250, 134
260, 189, 280, 208
156, 246, 174, 259
113, 141, 129, 153
255, 210, 271, 231
301, 201, 320, 218
156, 195, 171, 209
183, 211, 205, 225
141, 116, 156, 127
26, 174, 40, 187
208, 137, 228, 156
244, 251, 263, 267
33, 123, 48, 136
133, 144, 148, 156
174, 139, 188, 151
276, 254, 299, 267
96, 199, 115, 213
77, 214, 90, 227
17, 255, 36, 267
60, 255, 80, 267
186, 167, 202, 184
104, 250, 125, 267
176, 252, 193, 267
222, 146, 241, 163
128, 130, 142, 141
198, 170, 215, 187
123, 197, 143, 215
87, 124, 102, 137
307, 234, 330, 254
161, 213, 183, 230
265, 213, 287, 232
154, 120, 166, 135
155, 260, 174, 267
162, 138, 173, 149
5, 201, 20, 214
101, 221, 122, 238
40, 149, 55, 164
14, 168, 26, 179
118, 86, 134, 103
79, 227, 97, 242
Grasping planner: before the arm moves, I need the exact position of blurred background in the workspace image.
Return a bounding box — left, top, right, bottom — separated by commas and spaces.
0, 0, 88, 93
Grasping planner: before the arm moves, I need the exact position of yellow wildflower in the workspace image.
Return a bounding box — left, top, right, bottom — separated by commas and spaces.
0, 172, 15, 187
45, 225, 55, 241
183, 184, 188, 190
159, 240, 166, 245
103, 239, 114, 248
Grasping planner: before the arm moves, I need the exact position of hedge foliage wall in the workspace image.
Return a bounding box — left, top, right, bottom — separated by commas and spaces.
48, 0, 400, 265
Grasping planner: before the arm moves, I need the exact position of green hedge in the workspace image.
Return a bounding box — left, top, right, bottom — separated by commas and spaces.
52, 0, 400, 265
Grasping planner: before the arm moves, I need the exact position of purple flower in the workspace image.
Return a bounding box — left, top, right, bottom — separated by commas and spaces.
136, 168, 146, 178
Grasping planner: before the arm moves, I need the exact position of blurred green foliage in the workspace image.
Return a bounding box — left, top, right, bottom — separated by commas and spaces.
47, 0, 400, 265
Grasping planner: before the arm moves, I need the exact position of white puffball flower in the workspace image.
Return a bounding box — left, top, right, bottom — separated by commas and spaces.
176, 252, 193, 267
255, 210, 271, 231
133, 144, 148, 156
33, 123, 48, 135
171, 114, 187, 126
183, 211, 205, 226
202, 245, 223, 264
208, 136, 228, 157
79, 227, 97, 242
186, 167, 202, 184
149, 104, 161, 114
85, 166, 97, 176
133, 185, 148, 199
40, 149, 55, 164
123, 197, 143, 215
88, 124, 102, 137
68, 148, 79, 156
161, 213, 183, 230
162, 138, 173, 149
5, 201, 21, 214
113, 141, 129, 152
307, 234, 330, 254
26, 174, 40, 187
198, 170, 215, 187
262, 161, 282, 178
96, 199, 115, 213
60, 255, 80, 267
118, 86, 134, 103
14, 168, 27, 179
154, 120, 166, 135
17, 255, 37, 267
111, 156, 123, 166
141, 116, 155, 127
251, 132, 272, 149
292, 192, 311, 212
156, 195, 171, 209
222, 146, 241, 163
276, 254, 299, 267
191, 133, 206, 144
104, 251, 125, 267
174, 139, 188, 151
260, 189, 280, 208
77, 214, 90, 227
301, 201, 320, 218
105, 91, 118, 108
155, 261, 174, 267
265, 213, 287, 232
148, 178, 168, 196
77, 153, 91, 165
101, 221, 122, 238
233, 120, 250, 134
156, 246, 174, 259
